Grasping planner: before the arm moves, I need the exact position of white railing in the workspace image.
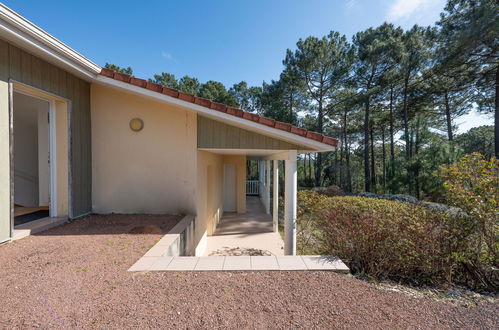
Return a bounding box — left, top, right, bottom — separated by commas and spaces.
246, 180, 260, 195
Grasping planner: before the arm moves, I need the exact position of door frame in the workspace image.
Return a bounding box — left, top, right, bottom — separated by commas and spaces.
223, 163, 237, 213
8, 81, 70, 237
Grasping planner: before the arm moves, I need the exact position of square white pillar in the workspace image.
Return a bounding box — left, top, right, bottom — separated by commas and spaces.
265, 160, 271, 214
272, 160, 279, 232
284, 150, 297, 255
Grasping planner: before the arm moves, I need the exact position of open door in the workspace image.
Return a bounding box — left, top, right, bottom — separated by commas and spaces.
223, 164, 236, 212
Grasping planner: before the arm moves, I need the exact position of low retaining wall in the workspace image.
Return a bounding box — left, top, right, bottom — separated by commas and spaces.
152, 215, 196, 257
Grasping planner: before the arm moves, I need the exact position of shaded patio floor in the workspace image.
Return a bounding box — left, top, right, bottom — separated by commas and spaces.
204, 196, 284, 256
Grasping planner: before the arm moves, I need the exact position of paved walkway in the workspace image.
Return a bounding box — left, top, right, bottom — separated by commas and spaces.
204, 196, 284, 256
128, 196, 349, 272
129, 255, 349, 272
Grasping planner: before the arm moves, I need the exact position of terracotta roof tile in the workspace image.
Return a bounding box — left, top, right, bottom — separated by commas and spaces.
178, 91, 195, 103
306, 131, 323, 142
258, 116, 276, 127
227, 107, 244, 117
113, 72, 131, 83
210, 102, 228, 112
242, 112, 260, 122
99, 69, 339, 147
290, 126, 307, 137
275, 121, 292, 132
146, 81, 162, 93
194, 97, 212, 108
130, 77, 147, 88
161, 87, 179, 98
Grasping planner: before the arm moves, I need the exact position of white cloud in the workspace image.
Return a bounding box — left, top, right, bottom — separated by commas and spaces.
456, 110, 493, 134
161, 51, 173, 60
386, 0, 445, 22
345, 0, 358, 10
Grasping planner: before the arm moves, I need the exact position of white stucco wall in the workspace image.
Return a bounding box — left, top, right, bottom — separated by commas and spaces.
91, 84, 197, 215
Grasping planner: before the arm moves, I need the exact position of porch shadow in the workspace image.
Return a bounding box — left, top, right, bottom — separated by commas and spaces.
204, 196, 284, 256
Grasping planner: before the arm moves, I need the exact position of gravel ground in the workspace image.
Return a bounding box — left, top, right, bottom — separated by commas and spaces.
209, 247, 272, 256
1, 215, 497, 329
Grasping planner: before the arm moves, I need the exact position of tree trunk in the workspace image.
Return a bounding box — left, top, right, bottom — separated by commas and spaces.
381, 125, 386, 191
495, 66, 499, 158
316, 97, 324, 186
444, 91, 453, 141
402, 75, 413, 195
414, 119, 420, 200
343, 109, 352, 192
364, 96, 371, 192
340, 131, 345, 188
389, 86, 395, 192
370, 122, 376, 192
302, 155, 306, 183
403, 75, 411, 158
307, 154, 312, 184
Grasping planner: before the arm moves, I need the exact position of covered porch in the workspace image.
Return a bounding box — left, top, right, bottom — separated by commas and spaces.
196, 115, 336, 256
204, 196, 284, 256
198, 147, 301, 256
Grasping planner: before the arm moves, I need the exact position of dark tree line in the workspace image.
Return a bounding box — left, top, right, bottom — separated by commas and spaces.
106, 0, 498, 199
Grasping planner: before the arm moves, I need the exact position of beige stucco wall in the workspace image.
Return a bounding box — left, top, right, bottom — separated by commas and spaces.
222, 154, 246, 214
195, 150, 223, 254
91, 84, 197, 215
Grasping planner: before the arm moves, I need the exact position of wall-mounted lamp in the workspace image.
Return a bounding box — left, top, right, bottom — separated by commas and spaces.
129, 118, 144, 132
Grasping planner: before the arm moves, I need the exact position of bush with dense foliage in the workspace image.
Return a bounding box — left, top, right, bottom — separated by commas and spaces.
297, 190, 497, 290
436, 153, 498, 288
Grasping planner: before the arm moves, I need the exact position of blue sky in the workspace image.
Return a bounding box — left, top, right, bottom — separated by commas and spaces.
4, 0, 492, 131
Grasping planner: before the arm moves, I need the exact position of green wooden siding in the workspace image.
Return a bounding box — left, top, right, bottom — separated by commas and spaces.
197, 116, 307, 150
0, 39, 92, 219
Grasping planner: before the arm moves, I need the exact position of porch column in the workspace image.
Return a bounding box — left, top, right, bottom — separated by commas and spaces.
284, 150, 297, 255
258, 160, 263, 197
272, 160, 279, 232
265, 160, 271, 214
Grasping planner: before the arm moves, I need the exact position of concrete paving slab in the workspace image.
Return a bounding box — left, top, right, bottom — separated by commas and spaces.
13, 217, 67, 241
194, 256, 225, 271
223, 256, 251, 270
301, 256, 350, 273
166, 257, 199, 271
250, 256, 279, 270
143, 244, 168, 257
149, 256, 174, 271
276, 256, 307, 270
128, 256, 158, 271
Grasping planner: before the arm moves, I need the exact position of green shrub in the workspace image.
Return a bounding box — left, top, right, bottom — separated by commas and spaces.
297, 190, 498, 290
436, 153, 498, 289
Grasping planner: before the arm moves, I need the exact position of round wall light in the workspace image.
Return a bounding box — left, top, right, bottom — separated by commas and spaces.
129, 118, 144, 132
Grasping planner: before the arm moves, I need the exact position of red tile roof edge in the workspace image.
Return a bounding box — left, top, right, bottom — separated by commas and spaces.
99, 68, 339, 147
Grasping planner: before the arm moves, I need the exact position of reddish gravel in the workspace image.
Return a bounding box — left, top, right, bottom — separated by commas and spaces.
1, 215, 497, 329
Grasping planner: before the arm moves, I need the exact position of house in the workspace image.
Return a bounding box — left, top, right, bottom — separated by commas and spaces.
0, 4, 338, 255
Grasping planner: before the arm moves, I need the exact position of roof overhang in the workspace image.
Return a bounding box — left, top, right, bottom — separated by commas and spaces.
0, 4, 100, 81
95, 75, 336, 152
